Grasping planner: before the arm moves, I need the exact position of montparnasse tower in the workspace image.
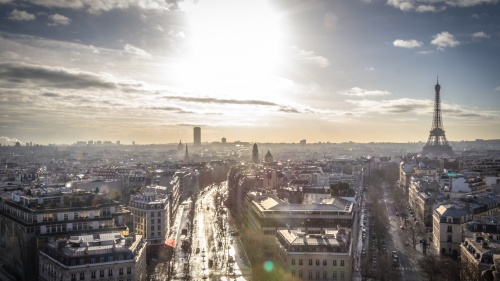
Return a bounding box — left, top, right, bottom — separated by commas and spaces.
252, 143, 259, 163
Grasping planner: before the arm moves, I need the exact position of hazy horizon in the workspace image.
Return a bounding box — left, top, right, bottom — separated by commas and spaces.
1, 0, 499, 145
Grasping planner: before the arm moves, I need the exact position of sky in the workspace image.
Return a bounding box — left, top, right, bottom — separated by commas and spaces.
0, 0, 499, 145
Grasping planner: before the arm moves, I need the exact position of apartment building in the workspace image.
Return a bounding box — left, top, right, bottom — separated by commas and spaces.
460, 217, 500, 281
38, 233, 146, 281
433, 204, 473, 256
0, 188, 129, 281
276, 228, 352, 281
129, 186, 169, 246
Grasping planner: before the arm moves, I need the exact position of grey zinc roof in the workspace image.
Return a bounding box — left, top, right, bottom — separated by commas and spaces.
435, 204, 471, 219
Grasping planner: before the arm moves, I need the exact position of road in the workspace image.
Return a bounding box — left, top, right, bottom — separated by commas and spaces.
382, 187, 423, 281
166, 182, 252, 280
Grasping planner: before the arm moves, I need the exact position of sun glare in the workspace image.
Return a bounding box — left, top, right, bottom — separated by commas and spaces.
177, 0, 284, 98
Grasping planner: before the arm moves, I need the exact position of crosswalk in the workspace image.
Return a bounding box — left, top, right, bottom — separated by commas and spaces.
395, 267, 418, 271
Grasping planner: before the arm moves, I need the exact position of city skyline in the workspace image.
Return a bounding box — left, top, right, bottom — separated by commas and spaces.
1, 0, 500, 145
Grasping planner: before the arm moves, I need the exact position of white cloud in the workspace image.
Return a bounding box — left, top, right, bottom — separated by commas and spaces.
495, 86, 500, 91
417, 50, 434, 55
0, 51, 21, 60
346, 98, 431, 113
365, 67, 375, 71
27, 0, 176, 13
387, 0, 414, 11
446, 0, 499, 7
416, 5, 437, 12
154, 24, 164, 32
472, 31, 490, 40
0, 136, 22, 145
291, 46, 330, 68
431, 31, 460, 49
48, 14, 71, 26
387, 0, 496, 12
346, 98, 498, 119
393, 39, 423, 48
124, 44, 152, 59
7, 9, 36, 21
340, 87, 391, 97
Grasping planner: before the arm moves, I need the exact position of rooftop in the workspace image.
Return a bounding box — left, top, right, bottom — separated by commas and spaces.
46, 233, 143, 258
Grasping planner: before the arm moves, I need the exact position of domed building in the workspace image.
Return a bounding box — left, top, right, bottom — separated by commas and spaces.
264, 150, 273, 164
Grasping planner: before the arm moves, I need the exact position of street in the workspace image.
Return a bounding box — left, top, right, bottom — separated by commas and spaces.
165, 182, 252, 280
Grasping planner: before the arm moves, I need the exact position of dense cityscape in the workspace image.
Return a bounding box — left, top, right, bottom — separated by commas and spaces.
1, 0, 500, 280
1, 110, 500, 281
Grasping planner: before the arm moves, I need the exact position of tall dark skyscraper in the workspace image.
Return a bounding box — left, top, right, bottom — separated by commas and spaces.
252, 143, 259, 163
422, 79, 455, 158
193, 127, 201, 146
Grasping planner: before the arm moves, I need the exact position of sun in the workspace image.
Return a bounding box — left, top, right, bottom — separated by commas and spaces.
176, 0, 284, 98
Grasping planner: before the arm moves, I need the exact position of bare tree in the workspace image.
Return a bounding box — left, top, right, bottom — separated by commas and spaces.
417, 254, 442, 281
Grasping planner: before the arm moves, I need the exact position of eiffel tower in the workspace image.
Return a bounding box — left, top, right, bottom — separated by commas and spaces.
422, 78, 455, 158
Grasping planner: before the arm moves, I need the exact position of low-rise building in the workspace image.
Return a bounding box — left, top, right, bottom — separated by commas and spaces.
433, 204, 473, 256
460, 216, 500, 281
38, 233, 146, 281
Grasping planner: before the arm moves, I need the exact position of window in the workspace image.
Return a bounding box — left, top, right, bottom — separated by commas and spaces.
71, 273, 76, 281
316, 270, 320, 279
316, 259, 320, 266
151, 225, 154, 231
157, 219, 161, 224
447, 225, 452, 233
323, 259, 327, 266
299, 270, 303, 278
299, 259, 303, 266
333, 260, 337, 266
309, 259, 313, 265
323, 271, 327, 279
108, 269, 113, 276
447, 234, 452, 242
119, 268, 124, 275
127, 267, 131, 274
340, 260, 345, 266
80, 272, 84, 280
151, 219, 154, 224
151, 212, 155, 217
91, 271, 96, 279
292, 270, 296, 277
332, 271, 337, 280
158, 211, 161, 216
308, 270, 313, 279
340, 271, 345, 280
100, 270, 104, 277
291, 259, 295, 265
